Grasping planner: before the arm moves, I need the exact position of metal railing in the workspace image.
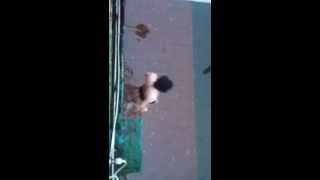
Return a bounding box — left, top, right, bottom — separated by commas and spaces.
109, 0, 125, 179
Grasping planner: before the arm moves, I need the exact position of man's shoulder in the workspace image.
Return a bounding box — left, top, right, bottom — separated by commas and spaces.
146, 88, 159, 101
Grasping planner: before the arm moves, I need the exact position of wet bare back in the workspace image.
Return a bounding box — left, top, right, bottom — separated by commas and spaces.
124, 84, 142, 118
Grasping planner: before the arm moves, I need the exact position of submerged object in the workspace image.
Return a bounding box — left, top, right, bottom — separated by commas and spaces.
203, 65, 211, 75
124, 23, 150, 39
135, 24, 150, 39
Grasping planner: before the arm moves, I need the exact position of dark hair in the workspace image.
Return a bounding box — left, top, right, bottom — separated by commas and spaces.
153, 76, 174, 93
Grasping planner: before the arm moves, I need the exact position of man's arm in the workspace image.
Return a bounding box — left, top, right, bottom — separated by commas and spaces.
138, 100, 150, 113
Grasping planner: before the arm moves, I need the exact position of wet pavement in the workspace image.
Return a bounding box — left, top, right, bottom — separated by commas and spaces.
123, 0, 211, 179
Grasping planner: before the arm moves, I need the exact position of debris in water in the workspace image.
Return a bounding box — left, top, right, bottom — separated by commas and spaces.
135, 24, 150, 39
124, 23, 150, 39
203, 65, 211, 75
124, 61, 134, 79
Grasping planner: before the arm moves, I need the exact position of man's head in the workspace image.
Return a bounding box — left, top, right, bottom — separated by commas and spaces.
153, 75, 174, 93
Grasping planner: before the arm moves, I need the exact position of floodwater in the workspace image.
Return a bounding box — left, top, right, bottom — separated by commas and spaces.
123, 0, 211, 179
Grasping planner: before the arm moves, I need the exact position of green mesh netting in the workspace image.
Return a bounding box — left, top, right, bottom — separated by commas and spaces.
108, 117, 143, 176
109, 0, 143, 177
116, 117, 143, 176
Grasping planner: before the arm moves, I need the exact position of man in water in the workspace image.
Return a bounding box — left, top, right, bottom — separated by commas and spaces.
125, 72, 173, 117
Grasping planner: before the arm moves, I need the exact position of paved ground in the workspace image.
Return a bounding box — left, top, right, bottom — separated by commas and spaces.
123, 0, 211, 179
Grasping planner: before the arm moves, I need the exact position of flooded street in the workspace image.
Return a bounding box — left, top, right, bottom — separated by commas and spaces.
123, 0, 211, 179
